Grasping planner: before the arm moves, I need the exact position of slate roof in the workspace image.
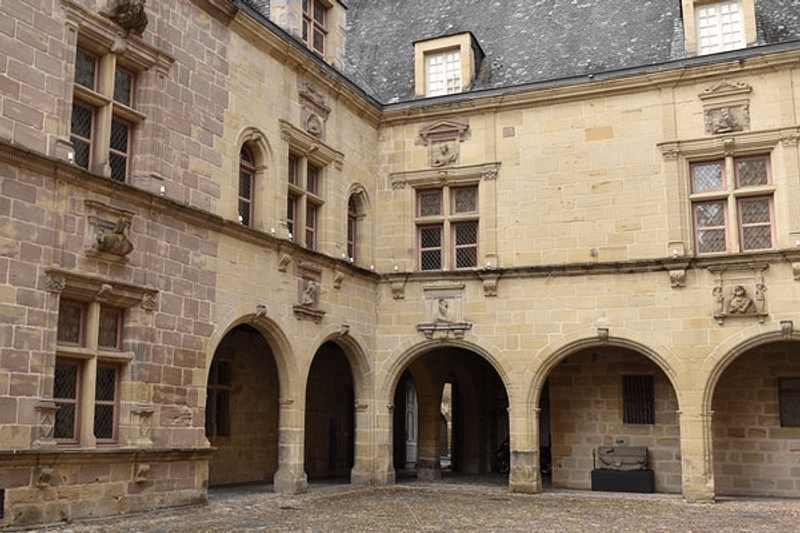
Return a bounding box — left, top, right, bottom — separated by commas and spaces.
241, 0, 800, 104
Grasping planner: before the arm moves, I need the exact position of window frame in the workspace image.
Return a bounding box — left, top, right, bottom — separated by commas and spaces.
696, 0, 746, 55
415, 184, 479, 271
425, 48, 462, 97
70, 44, 145, 182
93, 363, 120, 444
681, 0, 757, 56
302, 0, 329, 55
238, 146, 256, 226
689, 153, 775, 255
205, 357, 233, 438
54, 358, 82, 444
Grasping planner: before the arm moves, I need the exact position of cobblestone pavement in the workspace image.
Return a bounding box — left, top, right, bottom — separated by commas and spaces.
34, 476, 800, 532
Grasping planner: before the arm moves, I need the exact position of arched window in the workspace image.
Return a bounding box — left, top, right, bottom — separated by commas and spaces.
347, 196, 358, 261
239, 146, 255, 226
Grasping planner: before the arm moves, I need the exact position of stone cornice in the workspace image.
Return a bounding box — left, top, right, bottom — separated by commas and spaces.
0, 447, 215, 467
381, 48, 800, 126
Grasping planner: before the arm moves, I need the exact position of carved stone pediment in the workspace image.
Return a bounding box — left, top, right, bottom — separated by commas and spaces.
416, 120, 470, 145
699, 79, 752, 100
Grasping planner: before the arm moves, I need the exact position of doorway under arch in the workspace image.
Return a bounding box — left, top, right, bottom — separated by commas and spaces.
205, 324, 280, 486
392, 346, 509, 479
304, 342, 355, 481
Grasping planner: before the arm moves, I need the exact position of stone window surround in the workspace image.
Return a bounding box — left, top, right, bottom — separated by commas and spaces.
279, 120, 344, 250
413, 32, 484, 98
46, 268, 157, 449
416, 185, 479, 271
61, 1, 173, 183
658, 129, 792, 257
681, 0, 757, 56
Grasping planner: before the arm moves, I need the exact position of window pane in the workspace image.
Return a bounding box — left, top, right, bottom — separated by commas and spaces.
110, 120, 129, 153
58, 300, 85, 345
288, 155, 299, 185
54, 360, 78, 440
418, 190, 442, 217
420, 225, 442, 271
94, 405, 114, 439
736, 157, 769, 187
691, 161, 724, 192
694, 201, 727, 253
96, 367, 116, 402
54, 361, 78, 400
239, 170, 253, 200
74, 49, 96, 90
314, 2, 325, 24
113, 68, 133, 106
453, 186, 477, 213
109, 120, 129, 182
98, 307, 121, 349
313, 30, 324, 53
454, 223, 478, 268
71, 105, 93, 138
739, 197, 773, 251
307, 165, 319, 195
306, 202, 317, 250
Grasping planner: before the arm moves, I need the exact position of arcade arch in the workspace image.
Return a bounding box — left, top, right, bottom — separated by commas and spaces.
390, 344, 510, 480
710, 338, 800, 498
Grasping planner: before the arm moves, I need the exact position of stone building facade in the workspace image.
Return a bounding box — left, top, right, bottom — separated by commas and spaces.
1, 0, 800, 528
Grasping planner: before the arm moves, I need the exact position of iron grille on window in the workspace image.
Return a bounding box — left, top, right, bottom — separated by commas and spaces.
54, 360, 79, 440
74, 49, 96, 90
94, 366, 117, 440
109, 119, 129, 182
57, 300, 86, 345
98, 306, 122, 349
70, 105, 93, 171
623, 375, 655, 425
454, 222, 478, 268
419, 225, 443, 270
690, 155, 773, 255
113, 67, 133, 106
347, 197, 357, 261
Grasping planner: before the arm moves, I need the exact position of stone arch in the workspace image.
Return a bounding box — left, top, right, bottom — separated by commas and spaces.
381, 338, 511, 408
303, 325, 374, 402
524, 334, 686, 409
700, 327, 800, 413
206, 306, 299, 397
236, 126, 273, 169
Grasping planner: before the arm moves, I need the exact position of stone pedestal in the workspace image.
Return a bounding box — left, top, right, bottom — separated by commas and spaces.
508, 450, 541, 494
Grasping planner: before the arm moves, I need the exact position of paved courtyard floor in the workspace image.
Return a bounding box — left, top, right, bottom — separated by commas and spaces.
35, 475, 800, 532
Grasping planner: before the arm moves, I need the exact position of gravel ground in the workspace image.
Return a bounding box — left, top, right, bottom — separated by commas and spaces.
32, 477, 800, 533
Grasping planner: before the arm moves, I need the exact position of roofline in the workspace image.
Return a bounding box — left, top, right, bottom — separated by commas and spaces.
383, 39, 800, 112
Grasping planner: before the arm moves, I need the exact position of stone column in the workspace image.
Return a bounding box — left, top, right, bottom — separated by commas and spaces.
509, 403, 540, 494
415, 392, 442, 480
679, 409, 716, 503
350, 402, 372, 485
372, 402, 395, 486
273, 398, 308, 494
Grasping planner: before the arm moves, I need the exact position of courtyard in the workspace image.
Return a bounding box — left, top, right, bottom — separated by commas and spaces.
35, 477, 800, 532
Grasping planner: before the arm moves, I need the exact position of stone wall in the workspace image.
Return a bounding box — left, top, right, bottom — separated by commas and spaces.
713, 341, 800, 497
548, 349, 681, 493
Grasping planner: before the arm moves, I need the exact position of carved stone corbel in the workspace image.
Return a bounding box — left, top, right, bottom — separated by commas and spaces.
102, 0, 149, 37
33, 400, 60, 448
781, 320, 794, 338
333, 270, 345, 290
479, 272, 500, 297
45, 274, 66, 294
278, 253, 292, 272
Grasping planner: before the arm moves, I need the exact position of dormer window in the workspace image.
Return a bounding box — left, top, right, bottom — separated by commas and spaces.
426, 49, 461, 97
303, 0, 328, 54
414, 32, 484, 98
681, 0, 756, 56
